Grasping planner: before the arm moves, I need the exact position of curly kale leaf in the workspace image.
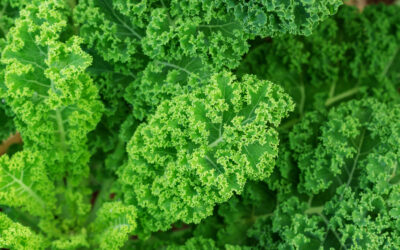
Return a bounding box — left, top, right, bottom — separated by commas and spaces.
0, 1, 107, 248
254, 98, 400, 249
184, 97, 400, 249
74, 0, 340, 120
2, 0, 103, 182
75, 0, 341, 68
0, 150, 56, 219
237, 4, 400, 118
291, 98, 400, 195
90, 202, 137, 250
0, 213, 47, 249
222, 0, 342, 37
119, 72, 294, 234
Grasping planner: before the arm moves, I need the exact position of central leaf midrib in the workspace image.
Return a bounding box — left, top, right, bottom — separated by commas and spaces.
3, 169, 46, 208
55, 108, 67, 150
381, 46, 399, 78
155, 60, 201, 80
49, 79, 67, 151
100, 0, 143, 40
345, 128, 366, 187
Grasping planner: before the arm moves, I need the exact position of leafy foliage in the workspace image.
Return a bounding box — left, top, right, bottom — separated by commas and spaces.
74, 0, 341, 120
0, 212, 46, 249
0, 0, 20, 143
0, 97, 15, 142
119, 72, 293, 234
2, 0, 400, 250
171, 5, 400, 250
90, 201, 137, 249
237, 4, 400, 117
268, 98, 400, 249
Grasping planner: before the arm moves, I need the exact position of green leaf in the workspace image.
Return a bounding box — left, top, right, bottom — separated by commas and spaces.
0, 150, 56, 218
90, 201, 137, 250
0, 213, 47, 250
119, 71, 294, 234
2, 0, 103, 181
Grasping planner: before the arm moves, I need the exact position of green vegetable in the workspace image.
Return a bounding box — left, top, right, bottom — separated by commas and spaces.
119, 71, 294, 234
3, 1, 400, 249
74, 0, 341, 120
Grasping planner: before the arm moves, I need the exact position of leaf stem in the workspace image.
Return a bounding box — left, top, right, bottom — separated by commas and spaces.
198, 22, 235, 28
208, 136, 223, 148
325, 87, 359, 106
278, 118, 300, 131
317, 212, 347, 249
86, 179, 114, 225
346, 128, 366, 187
66, 0, 76, 9
250, 205, 325, 223
304, 205, 324, 215
388, 162, 399, 184
299, 82, 305, 117
381, 47, 399, 78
